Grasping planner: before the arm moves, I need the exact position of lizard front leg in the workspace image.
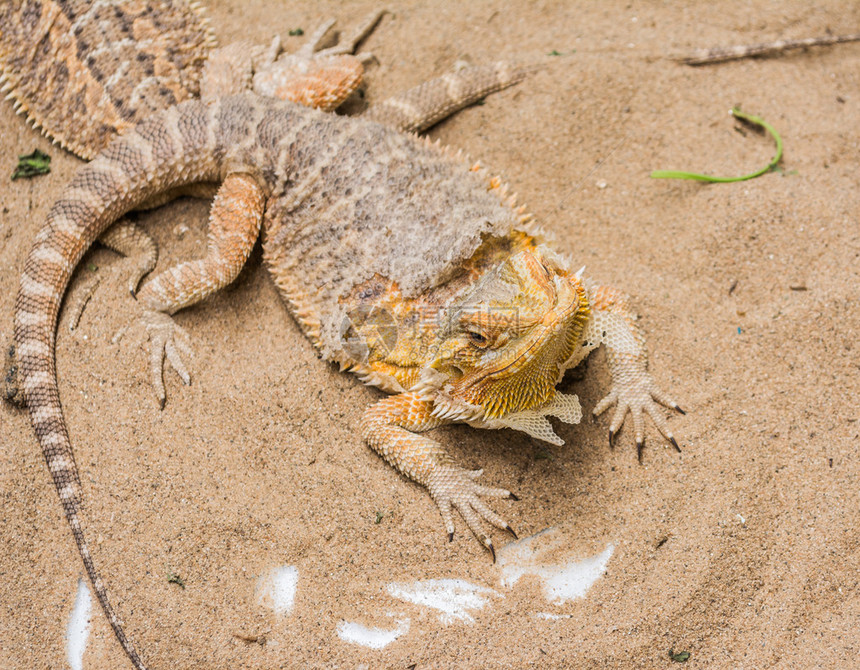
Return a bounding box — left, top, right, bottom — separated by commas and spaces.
134, 173, 265, 407
360, 391, 518, 560
588, 285, 684, 461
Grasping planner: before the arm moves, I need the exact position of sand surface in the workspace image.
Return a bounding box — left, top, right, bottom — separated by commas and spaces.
1, 1, 859, 668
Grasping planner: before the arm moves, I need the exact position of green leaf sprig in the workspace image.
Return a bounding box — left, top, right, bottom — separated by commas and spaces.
651, 107, 783, 183
12, 149, 51, 180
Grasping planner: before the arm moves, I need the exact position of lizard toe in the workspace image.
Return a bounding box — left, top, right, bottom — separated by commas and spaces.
428, 464, 515, 553
596, 376, 684, 458
142, 310, 194, 406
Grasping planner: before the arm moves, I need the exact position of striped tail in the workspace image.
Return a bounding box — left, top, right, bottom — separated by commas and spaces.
365, 62, 532, 134
13, 97, 232, 670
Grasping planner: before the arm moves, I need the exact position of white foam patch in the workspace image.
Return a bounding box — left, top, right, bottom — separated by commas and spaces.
66, 578, 92, 670
336, 617, 410, 649
497, 528, 614, 603
386, 578, 500, 624
256, 565, 299, 615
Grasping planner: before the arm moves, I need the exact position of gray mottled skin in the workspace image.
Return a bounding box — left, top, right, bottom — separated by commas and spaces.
14, 92, 523, 669
263, 104, 523, 356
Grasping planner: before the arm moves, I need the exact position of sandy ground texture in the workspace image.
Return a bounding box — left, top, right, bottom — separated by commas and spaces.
2, 1, 859, 668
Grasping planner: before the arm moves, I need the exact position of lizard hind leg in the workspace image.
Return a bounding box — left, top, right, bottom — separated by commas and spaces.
97, 221, 158, 298
133, 173, 265, 407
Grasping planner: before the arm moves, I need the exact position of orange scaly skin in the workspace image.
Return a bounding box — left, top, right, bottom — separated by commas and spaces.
0, 1, 384, 158
0, 0, 215, 160
343, 224, 681, 554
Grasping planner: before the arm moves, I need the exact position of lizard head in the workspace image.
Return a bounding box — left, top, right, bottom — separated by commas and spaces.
427, 245, 590, 421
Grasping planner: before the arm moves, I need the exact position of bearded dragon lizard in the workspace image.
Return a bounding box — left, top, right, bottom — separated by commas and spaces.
13, 86, 683, 667
0, 0, 389, 157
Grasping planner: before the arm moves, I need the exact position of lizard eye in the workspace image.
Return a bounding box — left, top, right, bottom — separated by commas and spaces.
467, 330, 490, 348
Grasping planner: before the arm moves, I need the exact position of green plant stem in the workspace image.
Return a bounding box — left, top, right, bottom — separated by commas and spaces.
650, 107, 783, 183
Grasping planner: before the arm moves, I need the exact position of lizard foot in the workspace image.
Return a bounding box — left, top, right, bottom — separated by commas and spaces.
300, 10, 386, 59
594, 374, 683, 462
67, 261, 154, 331
68, 221, 158, 330
139, 311, 193, 408
252, 10, 385, 110
427, 465, 518, 561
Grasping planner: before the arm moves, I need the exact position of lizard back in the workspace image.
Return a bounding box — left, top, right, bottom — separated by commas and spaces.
0, 0, 214, 159
261, 112, 531, 361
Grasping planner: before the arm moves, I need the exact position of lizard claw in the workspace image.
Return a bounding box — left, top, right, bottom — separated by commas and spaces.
427, 464, 516, 554
67, 261, 155, 331
141, 310, 193, 407
487, 539, 496, 563
594, 374, 683, 460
